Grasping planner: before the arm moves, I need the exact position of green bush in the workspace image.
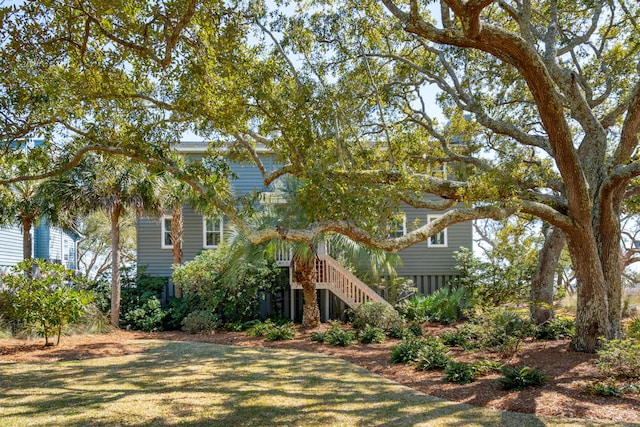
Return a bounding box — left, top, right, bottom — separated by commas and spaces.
172, 244, 284, 323
264, 322, 296, 341
534, 317, 575, 340
123, 296, 166, 332
396, 294, 429, 322
324, 321, 356, 346
444, 310, 534, 353
498, 365, 547, 390
472, 359, 504, 377
2, 259, 94, 345
358, 325, 385, 344
408, 321, 424, 336
350, 302, 403, 332
413, 336, 451, 370
626, 318, 640, 339
181, 310, 220, 334
120, 270, 168, 331
596, 338, 640, 379
390, 337, 427, 364
310, 331, 326, 342
422, 287, 471, 324
584, 380, 622, 397
387, 324, 414, 340
444, 362, 477, 384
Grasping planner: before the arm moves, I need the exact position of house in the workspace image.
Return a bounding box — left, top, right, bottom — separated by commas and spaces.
0, 221, 79, 274
136, 142, 473, 321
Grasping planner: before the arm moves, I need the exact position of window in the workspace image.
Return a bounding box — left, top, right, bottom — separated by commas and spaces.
161, 216, 173, 249
203, 217, 224, 248
389, 215, 406, 238
427, 214, 447, 247
63, 238, 70, 262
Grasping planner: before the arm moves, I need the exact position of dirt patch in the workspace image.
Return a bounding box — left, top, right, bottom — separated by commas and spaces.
1, 326, 638, 423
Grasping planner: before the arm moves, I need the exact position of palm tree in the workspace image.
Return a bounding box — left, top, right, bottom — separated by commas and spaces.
225, 177, 399, 327
53, 153, 162, 327
158, 172, 192, 298
0, 179, 62, 260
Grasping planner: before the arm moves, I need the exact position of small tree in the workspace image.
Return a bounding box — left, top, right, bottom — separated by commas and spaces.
3, 259, 93, 345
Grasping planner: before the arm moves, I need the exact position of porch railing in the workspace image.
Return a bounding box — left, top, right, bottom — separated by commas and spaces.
291, 254, 390, 308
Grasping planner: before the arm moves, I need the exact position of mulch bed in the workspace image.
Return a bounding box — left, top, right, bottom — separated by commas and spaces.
1, 326, 639, 423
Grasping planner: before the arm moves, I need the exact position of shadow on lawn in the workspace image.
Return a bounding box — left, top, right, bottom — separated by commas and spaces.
0, 341, 624, 427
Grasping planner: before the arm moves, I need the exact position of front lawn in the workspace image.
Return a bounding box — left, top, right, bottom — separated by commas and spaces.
0, 340, 625, 426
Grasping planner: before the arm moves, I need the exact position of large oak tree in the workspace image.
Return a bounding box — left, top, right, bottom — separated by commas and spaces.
2, 1, 640, 352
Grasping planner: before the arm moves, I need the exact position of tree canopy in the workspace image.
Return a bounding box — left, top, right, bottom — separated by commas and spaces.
2, 0, 640, 351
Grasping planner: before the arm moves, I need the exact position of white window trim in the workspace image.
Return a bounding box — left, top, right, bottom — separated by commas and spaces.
389, 215, 407, 238
203, 216, 224, 248
427, 214, 448, 248
161, 216, 173, 249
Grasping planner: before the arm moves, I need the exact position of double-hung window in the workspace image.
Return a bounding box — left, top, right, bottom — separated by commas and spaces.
161, 216, 173, 249
427, 214, 447, 247
389, 215, 407, 238
203, 217, 224, 248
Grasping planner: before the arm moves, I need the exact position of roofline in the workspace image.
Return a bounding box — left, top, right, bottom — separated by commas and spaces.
174, 141, 273, 154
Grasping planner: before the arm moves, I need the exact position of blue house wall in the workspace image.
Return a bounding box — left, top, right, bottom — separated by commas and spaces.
0, 225, 25, 274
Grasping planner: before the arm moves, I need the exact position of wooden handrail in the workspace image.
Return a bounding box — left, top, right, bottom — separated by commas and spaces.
297, 254, 390, 308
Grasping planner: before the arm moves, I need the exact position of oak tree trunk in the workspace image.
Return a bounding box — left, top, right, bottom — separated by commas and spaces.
110, 204, 122, 328
530, 225, 565, 325
568, 233, 609, 353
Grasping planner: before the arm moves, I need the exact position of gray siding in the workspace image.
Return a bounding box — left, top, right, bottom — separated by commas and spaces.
137, 155, 473, 289
0, 224, 24, 271
138, 158, 278, 277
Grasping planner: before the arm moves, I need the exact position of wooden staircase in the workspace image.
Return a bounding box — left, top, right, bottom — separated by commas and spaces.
291, 254, 391, 308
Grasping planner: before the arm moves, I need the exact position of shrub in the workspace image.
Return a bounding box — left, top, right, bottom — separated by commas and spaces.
181, 310, 220, 334
413, 337, 451, 370
310, 331, 326, 342
390, 337, 427, 364
396, 294, 429, 322
534, 317, 575, 340
596, 338, 640, 379
387, 324, 414, 340
444, 362, 477, 384
350, 302, 403, 332
625, 318, 640, 339
2, 259, 94, 345
324, 321, 356, 346
472, 359, 504, 377
123, 296, 167, 332
422, 287, 472, 324
447, 310, 534, 353
246, 319, 273, 337
172, 244, 284, 323
358, 326, 385, 344
498, 365, 547, 390
584, 380, 622, 397
408, 321, 424, 337
264, 322, 296, 341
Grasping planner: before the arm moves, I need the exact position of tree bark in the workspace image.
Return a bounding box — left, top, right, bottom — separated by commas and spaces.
568, 233, 609, 352
109, 203, 122, 328
21, 217, 34, 260
530, 225, 565, 325
171, 204, 184, 298
295, 259, 320, 327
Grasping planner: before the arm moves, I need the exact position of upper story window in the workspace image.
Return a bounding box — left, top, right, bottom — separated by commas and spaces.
389, 215, 406, 238
427, 214, 447, 247
63, 238, 70, 262
203, 216, 224, 248
161, 216, 173, 249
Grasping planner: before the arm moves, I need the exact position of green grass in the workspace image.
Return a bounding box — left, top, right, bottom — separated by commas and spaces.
0, 340, 633, 427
